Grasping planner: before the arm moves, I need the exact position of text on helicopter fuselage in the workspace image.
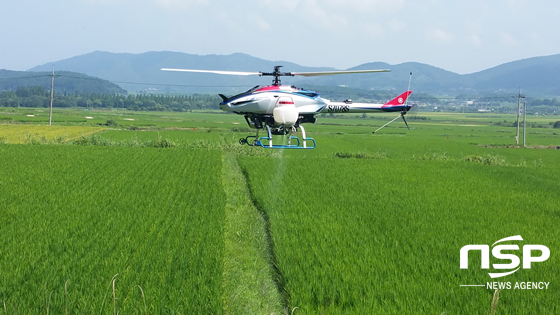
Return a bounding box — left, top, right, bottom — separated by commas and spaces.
327, 105, 350, 113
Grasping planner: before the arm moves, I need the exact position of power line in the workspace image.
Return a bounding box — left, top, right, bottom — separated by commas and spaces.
0, 74, 51, 80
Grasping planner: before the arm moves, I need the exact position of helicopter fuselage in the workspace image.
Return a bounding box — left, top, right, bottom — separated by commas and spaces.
219, 84, 411, 130
219, 85, 326, 115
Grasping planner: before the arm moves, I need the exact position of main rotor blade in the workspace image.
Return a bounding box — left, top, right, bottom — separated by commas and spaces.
292, 69, 390, 77
161, 68, 261, 76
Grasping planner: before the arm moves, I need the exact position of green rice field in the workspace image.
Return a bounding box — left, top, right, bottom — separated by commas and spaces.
237, 156, 559, 314
1, 106, 559, 314
0, 146, 226, 313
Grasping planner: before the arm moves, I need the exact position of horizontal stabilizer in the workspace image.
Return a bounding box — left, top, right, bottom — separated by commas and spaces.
218, 94, 229, 102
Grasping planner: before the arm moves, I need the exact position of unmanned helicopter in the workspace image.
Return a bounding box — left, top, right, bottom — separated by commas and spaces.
162, 66, 413, 149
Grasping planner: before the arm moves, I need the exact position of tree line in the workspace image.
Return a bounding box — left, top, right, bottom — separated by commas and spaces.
1, 85, 559, 114
0, 86, 223, 111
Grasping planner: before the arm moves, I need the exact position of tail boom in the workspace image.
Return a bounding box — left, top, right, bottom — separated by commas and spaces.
322, 91, 412, 114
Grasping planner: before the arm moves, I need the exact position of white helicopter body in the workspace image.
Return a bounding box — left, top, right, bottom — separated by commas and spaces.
162, 66, 413, 149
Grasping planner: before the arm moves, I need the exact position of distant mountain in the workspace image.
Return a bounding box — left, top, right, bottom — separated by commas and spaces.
28, 51, 560, 97
464, 54, 560, 95
304, 62, 465, 94
308, 56, 560, 96
29, 51, 336, 94
0, 69, 126, 94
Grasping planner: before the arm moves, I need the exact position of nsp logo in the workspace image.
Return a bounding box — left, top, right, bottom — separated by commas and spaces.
460, 235, 550, 278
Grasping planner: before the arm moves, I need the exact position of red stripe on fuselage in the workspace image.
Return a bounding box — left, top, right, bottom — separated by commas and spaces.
256, 86, 281, 92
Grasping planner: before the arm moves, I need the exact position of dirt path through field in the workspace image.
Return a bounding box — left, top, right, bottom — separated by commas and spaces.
221, 153, 285, 315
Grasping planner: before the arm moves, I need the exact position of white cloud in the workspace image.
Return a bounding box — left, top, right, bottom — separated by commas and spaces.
155, 0, 209, 9
82, 0, 156, 5
464, 20, 483, 47
426, 27, 453, 42
505, 0, 530, 15
466, 34, 482, 48
465, 20, 483, 34
298, 0, 349, 32
527, 32, 540, 43
263, 0, 301, 11
499, 32, 517, 46
362, 23, 385, 39
479, 3, 491, 17
254, 16, 271, 31
389, 19, 406, 32
325, 0, 405, 12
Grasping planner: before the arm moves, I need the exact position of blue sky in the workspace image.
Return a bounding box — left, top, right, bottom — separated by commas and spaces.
1, 0, 558, 74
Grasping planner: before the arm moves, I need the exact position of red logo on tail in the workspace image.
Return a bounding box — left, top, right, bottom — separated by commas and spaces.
384, 91, 412, 106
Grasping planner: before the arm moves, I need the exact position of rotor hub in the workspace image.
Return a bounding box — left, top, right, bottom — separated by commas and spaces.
259, 66, 294, 86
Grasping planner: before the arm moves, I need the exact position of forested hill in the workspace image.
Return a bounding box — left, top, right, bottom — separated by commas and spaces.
28, 51, 560, 97
308, 54, 560, 96
29, 51, 335, 94
0, 69, 126, 94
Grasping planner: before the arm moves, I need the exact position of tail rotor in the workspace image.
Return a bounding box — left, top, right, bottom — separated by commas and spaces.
401, 72, 413, 130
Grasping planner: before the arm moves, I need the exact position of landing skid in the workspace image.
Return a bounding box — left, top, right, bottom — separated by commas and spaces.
239, 125, 316, 149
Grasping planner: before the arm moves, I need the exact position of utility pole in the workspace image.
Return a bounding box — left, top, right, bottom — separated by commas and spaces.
515, 88, 525, 145
48, 67, 60, 126
523, 101, 527, 147
49, 67, 54, 125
